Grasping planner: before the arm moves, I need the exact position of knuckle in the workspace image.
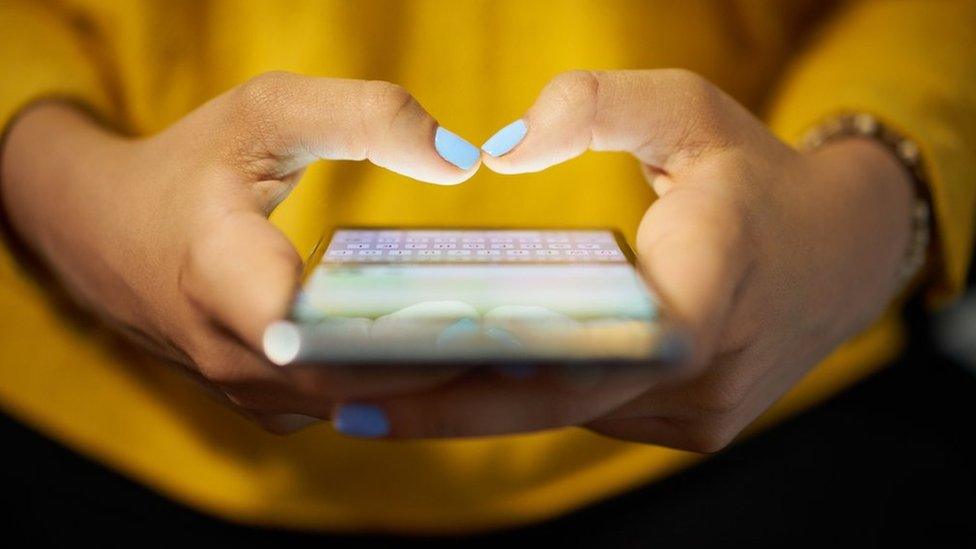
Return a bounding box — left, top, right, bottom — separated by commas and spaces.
365, 81, 414, 114
190, 347, 243, 387
682, 422, 737, 453
228, 72, 299, 173
686, 372, 749, 419
546, 70, 600, 109
696, 384, 744, 418
670, 411, 739, 453
186, 343, 249, 390
360, 80, 418, 135
663, 68, 719, 105
235, 71, 296, 113
659, 69, 729, 145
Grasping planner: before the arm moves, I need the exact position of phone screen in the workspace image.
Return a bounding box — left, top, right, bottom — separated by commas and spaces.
264, 228, 681, 367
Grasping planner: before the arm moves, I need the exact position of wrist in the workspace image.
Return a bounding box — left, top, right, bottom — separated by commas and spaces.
815, 137, 915, 207
805, 137, 919, 295
800, 112, 935, 297
0, 102, 126, 262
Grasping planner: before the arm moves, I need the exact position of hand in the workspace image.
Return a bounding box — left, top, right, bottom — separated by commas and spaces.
0, 72, 479, 433
338, 70, 915, 451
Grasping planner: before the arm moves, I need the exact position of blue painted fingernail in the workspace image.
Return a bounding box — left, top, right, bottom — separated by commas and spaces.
486, 326, 523, 351
435, 126, 480, 170
335, 404, 389, 438
481, 119, 527, 157
436, 317, 480, 348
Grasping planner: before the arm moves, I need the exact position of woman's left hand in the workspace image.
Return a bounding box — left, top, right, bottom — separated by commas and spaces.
334, 70, 917, 451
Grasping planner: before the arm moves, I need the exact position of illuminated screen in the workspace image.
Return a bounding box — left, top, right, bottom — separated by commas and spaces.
264, 229, 670, 365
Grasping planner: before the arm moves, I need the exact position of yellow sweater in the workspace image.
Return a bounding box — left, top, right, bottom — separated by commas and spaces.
0, 0, 974, 535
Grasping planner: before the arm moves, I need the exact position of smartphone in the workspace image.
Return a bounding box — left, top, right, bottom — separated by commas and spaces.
263, 227, 687, 369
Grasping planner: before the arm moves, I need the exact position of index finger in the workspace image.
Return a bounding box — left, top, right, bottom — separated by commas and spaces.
213, 72, 481, 188
332, 366, 660, 439
481, 69, 738, 175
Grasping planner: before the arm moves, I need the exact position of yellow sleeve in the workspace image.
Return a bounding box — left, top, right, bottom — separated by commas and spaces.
766, 0, 976, 304
0, 0, 112, 139
0, 0, 116, 296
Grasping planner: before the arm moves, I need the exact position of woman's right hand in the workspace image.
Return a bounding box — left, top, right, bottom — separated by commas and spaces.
0, 72, 479, 432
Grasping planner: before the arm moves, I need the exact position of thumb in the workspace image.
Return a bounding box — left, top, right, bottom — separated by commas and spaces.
480, 69, 733, 175
180, 208, 301, 351
181, 74, 487, 352
635, 184, 752, 369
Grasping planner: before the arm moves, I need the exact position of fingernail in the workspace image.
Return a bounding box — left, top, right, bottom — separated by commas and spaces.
486, 326, 523, 351
436, 317, 481, 348
263, 320, 302, 366
435, 126, 480, 170
481, 119, 527, 157
335, 404, 390, 438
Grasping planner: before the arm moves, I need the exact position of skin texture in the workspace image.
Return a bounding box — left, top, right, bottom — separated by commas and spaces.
0, 70, 914, 449
0, 73, 479, 432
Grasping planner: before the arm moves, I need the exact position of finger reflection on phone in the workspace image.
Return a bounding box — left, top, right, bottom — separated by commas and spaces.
265, 228, 688, 389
